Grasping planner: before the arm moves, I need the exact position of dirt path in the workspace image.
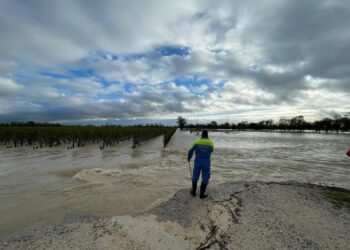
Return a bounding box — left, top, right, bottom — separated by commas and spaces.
1, 181, 349, 250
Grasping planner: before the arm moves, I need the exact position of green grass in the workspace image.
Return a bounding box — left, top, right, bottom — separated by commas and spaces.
324, 188, 350, 208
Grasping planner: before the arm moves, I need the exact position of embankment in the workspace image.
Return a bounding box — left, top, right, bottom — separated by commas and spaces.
1, 181, 349, 250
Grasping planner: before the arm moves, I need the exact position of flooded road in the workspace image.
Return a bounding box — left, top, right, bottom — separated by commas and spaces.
0, 130, 349, 236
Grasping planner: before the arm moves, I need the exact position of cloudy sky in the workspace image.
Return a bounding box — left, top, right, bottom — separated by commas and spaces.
0, 0, 349, 124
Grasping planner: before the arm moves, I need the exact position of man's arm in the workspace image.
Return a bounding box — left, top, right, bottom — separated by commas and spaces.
188, 145, 195, 162
209, 140, 214, 153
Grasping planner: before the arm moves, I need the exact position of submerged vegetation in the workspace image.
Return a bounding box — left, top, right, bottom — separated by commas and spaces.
0, 123, 176, 149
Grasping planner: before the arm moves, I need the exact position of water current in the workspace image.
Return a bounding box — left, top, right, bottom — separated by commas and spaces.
0, 130, 349, 236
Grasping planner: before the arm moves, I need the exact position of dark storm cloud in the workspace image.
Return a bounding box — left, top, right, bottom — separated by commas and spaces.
236, 0, 350, 94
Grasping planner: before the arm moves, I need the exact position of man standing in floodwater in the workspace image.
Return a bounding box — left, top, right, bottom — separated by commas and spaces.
188, 130, 214, 199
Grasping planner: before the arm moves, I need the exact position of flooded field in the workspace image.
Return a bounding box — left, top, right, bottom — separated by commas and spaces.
0, 130, 349, 236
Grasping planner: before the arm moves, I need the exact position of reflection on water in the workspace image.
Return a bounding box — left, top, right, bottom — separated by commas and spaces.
0, 130, 349, 236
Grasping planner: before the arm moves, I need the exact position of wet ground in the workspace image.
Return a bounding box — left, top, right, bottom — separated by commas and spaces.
1, 182, 349, 250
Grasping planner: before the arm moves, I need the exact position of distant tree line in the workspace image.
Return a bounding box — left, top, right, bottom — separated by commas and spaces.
183, 114, 350, 134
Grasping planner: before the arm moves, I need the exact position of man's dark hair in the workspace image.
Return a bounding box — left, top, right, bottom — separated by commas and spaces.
201, 130, 208, 138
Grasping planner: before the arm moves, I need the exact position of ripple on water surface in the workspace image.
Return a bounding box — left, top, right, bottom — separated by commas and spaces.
0, 131, 349, 236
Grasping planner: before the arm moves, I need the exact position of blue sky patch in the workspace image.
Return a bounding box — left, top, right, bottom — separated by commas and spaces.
174, 75, 211, 87
95, 92, 120, 101
40, 72, 68, 79
69, 68, 94, 78
123, 83, 137, 93
157, 46, 190, 57
11, 73, 28, 82
41, 68, 94, 79
94, 76, 113, 87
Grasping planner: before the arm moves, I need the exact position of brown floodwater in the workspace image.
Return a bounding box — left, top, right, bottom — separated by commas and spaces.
0, 130, 349, 236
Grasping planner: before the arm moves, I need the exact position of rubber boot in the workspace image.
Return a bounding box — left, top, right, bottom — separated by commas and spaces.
200, 183, 208, 199
191, 181, 197, 197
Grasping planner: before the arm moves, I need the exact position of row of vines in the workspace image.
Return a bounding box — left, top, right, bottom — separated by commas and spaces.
0, 126, 177, 149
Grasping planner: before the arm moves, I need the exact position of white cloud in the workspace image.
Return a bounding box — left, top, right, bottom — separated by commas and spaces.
0, 0, 349, 122
0, 77, 23, 96
0, 0, 197, 65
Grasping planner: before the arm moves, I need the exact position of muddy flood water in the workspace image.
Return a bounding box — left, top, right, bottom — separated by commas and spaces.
0, 130, 349, 236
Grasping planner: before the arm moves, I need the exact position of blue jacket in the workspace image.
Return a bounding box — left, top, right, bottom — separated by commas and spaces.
188, 137, 214, 161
